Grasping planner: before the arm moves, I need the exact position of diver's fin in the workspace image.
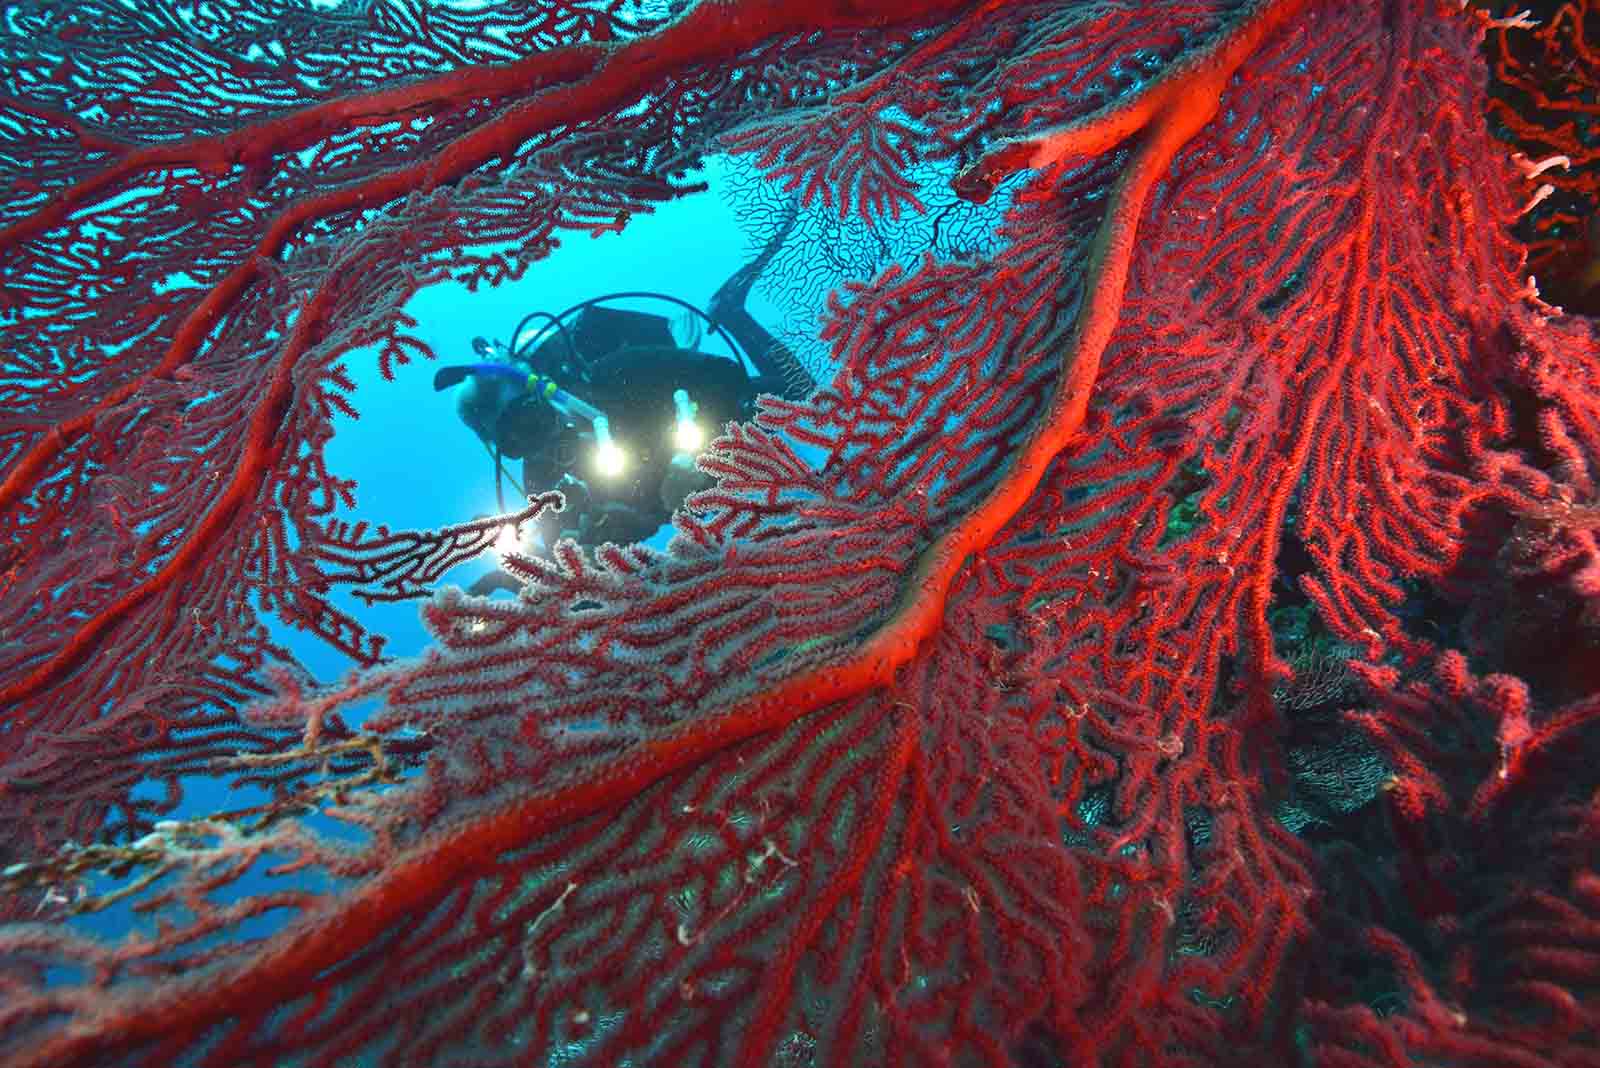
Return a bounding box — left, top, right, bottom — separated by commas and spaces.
467, 568, 525, 597
433, 366, 472, 391
708, 202, 813, 399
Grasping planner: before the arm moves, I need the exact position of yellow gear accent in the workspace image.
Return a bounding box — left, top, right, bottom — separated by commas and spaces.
526, 373, 558, 400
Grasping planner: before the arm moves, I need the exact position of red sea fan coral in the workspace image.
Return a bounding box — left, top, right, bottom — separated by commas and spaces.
1488, 0, 1600, 314
2, 1, 1599, 1066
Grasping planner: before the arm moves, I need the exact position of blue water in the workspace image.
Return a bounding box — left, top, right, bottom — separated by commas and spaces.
272, 158, 777, 686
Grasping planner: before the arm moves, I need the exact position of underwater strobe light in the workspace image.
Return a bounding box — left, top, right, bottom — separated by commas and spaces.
591, 415, 627, 479
671, 389, 704, 455
495, 523, 521, 556
521, 371, 626, 480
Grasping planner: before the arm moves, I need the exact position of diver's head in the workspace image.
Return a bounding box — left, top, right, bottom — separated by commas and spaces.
438, 365, 527, 449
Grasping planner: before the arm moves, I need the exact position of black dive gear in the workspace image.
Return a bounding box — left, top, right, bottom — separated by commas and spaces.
517, 301, 754, 547
438, 207, 811, 578
440, 288, 811, 564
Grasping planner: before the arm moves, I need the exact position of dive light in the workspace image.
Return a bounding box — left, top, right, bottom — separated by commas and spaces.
672, 389, 704, 454
523, 371, 626, 479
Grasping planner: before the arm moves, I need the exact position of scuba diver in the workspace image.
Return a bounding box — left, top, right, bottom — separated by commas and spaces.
433, 208, 813, 593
